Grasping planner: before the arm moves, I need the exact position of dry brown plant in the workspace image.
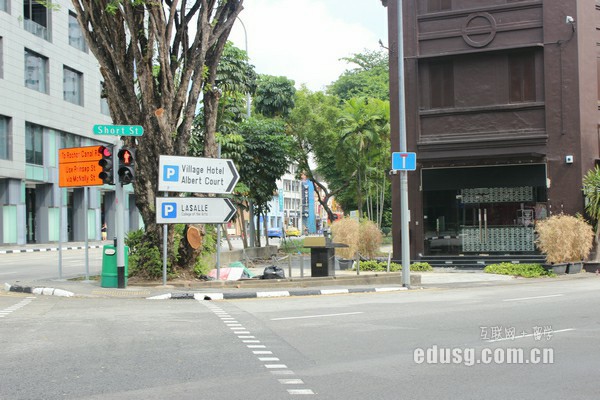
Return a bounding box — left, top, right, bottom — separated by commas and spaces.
331, 217, 383, 259
535, 214, 594, 264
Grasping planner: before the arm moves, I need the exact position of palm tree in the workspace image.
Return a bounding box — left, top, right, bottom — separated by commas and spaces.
337, 97, 386, 218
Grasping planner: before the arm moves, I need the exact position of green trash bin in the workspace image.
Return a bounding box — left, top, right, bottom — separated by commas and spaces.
101, 245, 129, 288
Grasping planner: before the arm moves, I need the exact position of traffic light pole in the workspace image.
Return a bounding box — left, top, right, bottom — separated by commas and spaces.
113, 139, 126, 288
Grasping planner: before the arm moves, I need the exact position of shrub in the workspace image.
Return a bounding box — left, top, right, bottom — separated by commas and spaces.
331, 218, 359, 259
331, 218, 383, 259
483, 262, 554, 278
535, 214, 594, 263
126, 228, 164, 279
280, 238, 309, 254
358, 260, 432, 272
193, 225, 217, 278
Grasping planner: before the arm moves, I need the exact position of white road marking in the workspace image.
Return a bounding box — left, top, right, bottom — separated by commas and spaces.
320, 289, 349, 295
271, 311, 364, 321
253, 351, 273, 355
503, 294, 564, 302
247, 344, 266, 348
259, 357, 280, 362
265, 364, 288, 369
288, 389, 315, 395
279, 379, 303, 385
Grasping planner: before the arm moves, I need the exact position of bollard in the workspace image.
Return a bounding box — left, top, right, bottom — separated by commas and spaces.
301, 254, 305, 278
288, 255, 292, 278
387, 251, 392, 273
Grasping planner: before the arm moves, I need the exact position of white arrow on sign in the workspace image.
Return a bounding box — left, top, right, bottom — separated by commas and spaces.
158, 155, 239, 194
156, 197, 237, 224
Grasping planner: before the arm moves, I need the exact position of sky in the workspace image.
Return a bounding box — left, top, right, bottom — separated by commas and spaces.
228, 0, 389, 92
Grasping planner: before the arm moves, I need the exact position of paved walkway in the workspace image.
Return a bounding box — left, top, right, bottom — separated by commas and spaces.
3, 240, 595, 300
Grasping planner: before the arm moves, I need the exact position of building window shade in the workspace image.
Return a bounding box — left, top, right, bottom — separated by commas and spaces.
509, 52, 535, 103
430, 61, 454, 108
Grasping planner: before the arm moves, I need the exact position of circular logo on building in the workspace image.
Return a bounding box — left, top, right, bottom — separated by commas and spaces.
462, 12, 497, 48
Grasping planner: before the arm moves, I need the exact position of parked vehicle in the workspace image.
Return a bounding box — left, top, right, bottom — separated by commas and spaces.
267, 227, 283, 238
285, 226, 301, 237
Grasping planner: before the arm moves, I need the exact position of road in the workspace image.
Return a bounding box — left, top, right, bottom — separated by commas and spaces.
1, 277, 598, 399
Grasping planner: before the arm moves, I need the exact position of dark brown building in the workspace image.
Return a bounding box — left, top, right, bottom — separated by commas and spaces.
384, 0, 599, 260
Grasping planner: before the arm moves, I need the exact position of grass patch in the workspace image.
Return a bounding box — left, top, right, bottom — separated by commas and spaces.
483, 262, 555, 278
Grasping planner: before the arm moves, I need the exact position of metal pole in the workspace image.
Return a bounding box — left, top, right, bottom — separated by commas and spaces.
238, 17, 255, 248
163, 192, 168, 286
58, 188, 63, 279
301, 255, 305, 278
114, 139, 126, 288
216, 144, 222, 280
397, 0, 411, 288
288, 254, 292, 278
84, 186, 89, 281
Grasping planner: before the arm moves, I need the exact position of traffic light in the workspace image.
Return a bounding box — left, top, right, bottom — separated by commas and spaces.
117, 147, 135, 185
98, 145, 114, 185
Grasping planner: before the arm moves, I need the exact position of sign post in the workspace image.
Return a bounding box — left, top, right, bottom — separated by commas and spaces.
158, 155, 239, 193
156, 198, 236, 224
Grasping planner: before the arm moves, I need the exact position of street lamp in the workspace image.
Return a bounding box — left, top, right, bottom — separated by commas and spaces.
236, 17, 256, 247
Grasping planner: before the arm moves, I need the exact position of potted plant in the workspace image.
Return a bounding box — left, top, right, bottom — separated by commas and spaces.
535, 214, 594, 274
330, 217, 383, 270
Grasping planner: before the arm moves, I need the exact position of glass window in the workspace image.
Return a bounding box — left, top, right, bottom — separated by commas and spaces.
24, 49, 48, 93
68, 11, 87, 52
429, 60, 454, 108
23, 0, 49, 40
64, 66, 83, 106
509, 52, 535, 103
0, 115, 10, 160
60, 131, 81, 149
0, 0, 7, 13
100, 81, 110, 115
25, 122, 43, 165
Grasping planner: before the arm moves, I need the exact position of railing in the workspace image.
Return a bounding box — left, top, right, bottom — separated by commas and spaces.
24, 19, 49, 41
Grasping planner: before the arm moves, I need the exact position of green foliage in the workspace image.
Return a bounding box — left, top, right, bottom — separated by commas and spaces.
125, 229, 166, 279
483, 263, 554, 278
193, 225, 217, 278
328, 50, 389, 102
254, 75, 296, 118
279, 238, 309, 254
237, 118, 294, 217
358, 260, 433, 272
583, 165, 600, 228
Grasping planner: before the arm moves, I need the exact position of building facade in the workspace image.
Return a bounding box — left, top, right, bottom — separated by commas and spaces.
385, 0, 599, 258
0, 0, 139, 245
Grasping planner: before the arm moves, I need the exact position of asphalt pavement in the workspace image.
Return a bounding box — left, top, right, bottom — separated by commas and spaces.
2, 240, 597, 299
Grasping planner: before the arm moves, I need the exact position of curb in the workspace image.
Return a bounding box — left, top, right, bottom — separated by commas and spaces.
147, 286, 408, 301
4, 283, 74, 297
0, 245, 102, 254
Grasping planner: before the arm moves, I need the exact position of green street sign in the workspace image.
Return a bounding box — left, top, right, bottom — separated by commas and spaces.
93, 125, 144, 137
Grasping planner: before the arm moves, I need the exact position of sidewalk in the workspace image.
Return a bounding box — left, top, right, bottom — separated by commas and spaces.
4, 240, 594, 300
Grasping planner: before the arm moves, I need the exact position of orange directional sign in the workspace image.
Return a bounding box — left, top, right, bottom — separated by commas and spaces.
59, 145, 105, 187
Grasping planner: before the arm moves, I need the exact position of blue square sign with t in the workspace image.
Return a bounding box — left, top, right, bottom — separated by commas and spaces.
163, 165, 179, 182
162, 202, 177, 219
392, 152, 417, 171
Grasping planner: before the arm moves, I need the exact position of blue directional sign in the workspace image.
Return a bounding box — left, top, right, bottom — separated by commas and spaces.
392, 152, 417, 171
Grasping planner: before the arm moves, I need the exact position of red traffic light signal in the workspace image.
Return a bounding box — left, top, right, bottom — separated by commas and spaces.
117, 148, 135, 185
97, 145, 114, 185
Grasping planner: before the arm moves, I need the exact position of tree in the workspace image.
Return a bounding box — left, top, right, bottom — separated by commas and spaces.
286, 87, 345, 223
254, 75, 296, 118
337, 97, 389, 218
236, 118, 294, 246
328, 50, 389, 102
582, 166, 600, 261
71, 0, 244, 269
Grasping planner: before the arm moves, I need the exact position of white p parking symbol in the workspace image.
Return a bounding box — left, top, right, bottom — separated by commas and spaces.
163, 165, 179, 182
